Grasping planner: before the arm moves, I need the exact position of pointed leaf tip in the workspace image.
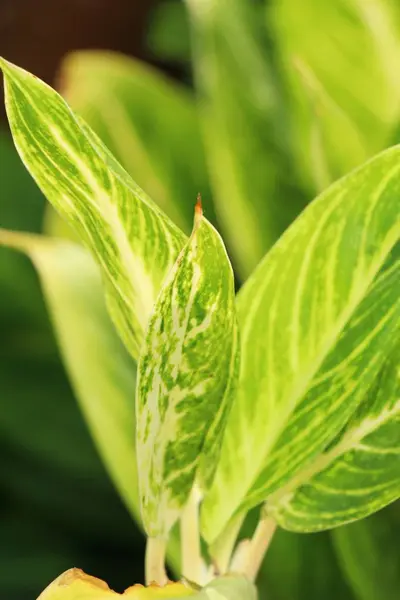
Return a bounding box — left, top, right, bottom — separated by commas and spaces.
195, 193, 203, 221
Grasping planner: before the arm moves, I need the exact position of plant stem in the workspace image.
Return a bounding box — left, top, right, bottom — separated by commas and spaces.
180, 485, 203, 584
241, 516, 277, 582
145, 537, 168, 586
210, 513, 245, 575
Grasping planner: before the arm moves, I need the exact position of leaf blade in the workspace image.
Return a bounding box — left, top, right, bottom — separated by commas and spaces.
242, 256, 400, 510
268, 341, 400, 531
137, 208, 239, 537
0, 58, 186, 359
201, 147, 400, 542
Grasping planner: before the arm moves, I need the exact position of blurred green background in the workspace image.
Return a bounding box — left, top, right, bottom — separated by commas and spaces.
0, 1, 399, 599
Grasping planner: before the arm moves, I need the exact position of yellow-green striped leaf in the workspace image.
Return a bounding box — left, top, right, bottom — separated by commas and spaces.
186, 0, 305, 279
137, 204, 239, 537
271, 0, 400, 191
201, 147, 400, 542
268, 340, 400, 531
60, 50, 213, 234
0, 58, 186, 360
241, 256, 400, 511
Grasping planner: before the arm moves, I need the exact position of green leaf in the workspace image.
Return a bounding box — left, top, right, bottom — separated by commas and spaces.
201, 146, 400, 542
60, 50, 212, 233
0, 58, 186, 360
0, 230, 140, 521
268, 341, 400, 531
243, 254, 400, 509
332, 503, 400, 600
271, 0, 400, 190
186, 0, 305, 278
136, 205, 239, 537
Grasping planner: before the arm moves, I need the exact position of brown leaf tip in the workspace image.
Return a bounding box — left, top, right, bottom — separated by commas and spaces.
195, 193, 203, 217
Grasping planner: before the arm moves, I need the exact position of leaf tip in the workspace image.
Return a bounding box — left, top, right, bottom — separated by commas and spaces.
0, 57, 18, 75
0, 56, 8, 75
194, 193, 203, 226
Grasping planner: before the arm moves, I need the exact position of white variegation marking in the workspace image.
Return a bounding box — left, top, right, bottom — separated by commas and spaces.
267, 343, 400, 531
136, 203, 239, 537
201, 148, 400, 543
0, 58, 186, 359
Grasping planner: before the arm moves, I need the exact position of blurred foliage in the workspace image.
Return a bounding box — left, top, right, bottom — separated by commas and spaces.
147, 1, 191, 65
0, 131, 146, 599
333, 503, 400, 600
1, 0, 400, 598
270, 0, 400, 191
60, 51, 213, 235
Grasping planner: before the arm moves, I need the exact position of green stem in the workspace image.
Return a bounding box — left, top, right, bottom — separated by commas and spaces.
240, 516, 277, 582
145, 537, 168, 586
210, 513, 245, 575
180, 485, 203, 584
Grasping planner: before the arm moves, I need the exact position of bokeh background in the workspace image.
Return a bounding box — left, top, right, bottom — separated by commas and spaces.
0, 1, 399, 599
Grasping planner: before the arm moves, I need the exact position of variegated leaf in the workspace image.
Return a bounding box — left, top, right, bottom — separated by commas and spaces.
136, 203, 239, 537
267, 340, 400, 531
201, 147, 400, 543
241, 256, 400, 511
0, 58, 186, 359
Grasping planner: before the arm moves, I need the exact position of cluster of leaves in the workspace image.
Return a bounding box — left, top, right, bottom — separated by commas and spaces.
0, 0, 400, 598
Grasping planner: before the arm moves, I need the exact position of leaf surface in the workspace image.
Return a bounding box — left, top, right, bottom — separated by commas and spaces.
268, 341, 400, 531
201, 147, 400, 542
0, 58, 186, 359
137, 205, 239, 537
243, 256, 400, 512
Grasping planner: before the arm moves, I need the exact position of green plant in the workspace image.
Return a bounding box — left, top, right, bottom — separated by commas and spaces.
0, 1, 399, 598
